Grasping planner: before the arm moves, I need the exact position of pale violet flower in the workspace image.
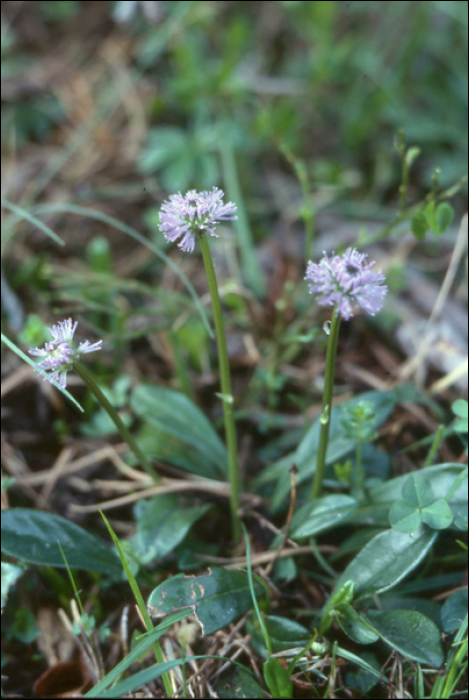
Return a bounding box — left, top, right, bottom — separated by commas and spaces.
305, 248, 388, 320
29, 318, 102, 389
159, 187, 237, 253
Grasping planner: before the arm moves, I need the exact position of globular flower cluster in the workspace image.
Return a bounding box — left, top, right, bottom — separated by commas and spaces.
305, 247, 388, 320
159, 187, 237, 253
29, 318, 102, 389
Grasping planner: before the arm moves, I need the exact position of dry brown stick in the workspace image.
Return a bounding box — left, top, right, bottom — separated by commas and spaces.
70, 481, 260, 513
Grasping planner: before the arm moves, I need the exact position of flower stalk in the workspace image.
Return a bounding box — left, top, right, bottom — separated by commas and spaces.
199, 232, 241, 543
159, 187, 241, 543
311, 310, 341, 500
305, 248, 388, 500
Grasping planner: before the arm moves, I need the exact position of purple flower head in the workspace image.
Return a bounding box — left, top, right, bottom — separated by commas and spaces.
305, 248, 388, 320
159, 187, 237, 253
29, 318, 102, 389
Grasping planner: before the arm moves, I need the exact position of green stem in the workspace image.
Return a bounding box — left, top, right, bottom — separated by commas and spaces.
72, 360, 160, 482
352, 437, 365, 501
424, 424, 444, 467
311, 309, 341, 500
199, 233, 241, 543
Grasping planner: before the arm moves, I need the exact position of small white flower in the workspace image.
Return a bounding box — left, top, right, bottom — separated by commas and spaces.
29, 318, 102, 389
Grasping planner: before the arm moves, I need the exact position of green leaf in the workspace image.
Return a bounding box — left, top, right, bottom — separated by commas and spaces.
410, 211, 428, 240
333, 603, 379, 644
1, 563, 24, 608
136, 422, 219, 480
263, 657, 293, 699
217, 665, 266, 699
332, 527, 437, 599
11, 607, 40, 643
320, 580, 355, 634
452, 399, 468, 434
452, 399, 468, 420
389, 501, 421, 533
344, 651, 380, 694
434, 202, 454, 236
138, 127, 187, 172
268, 390, 397, 510
290, 494, 357, 539
370, 464, 467, 517
402, 474, 434, 507
1, 508, 121, 575
423, 201, 436, 229
441, 589, 468, 633
130, 385, 227, 479
147, 568, 264, 635
421, 499, 454, 529
404, 146, 421, 167
366, 609, 444, 667
130, 495, 211, 564
246, 615, 310, 657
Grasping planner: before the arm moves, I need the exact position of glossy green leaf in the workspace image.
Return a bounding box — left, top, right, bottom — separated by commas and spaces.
217, 665, 266, 699
130, 495, 211, 564
131, 385, 227, 479
263, 657, 293, 699
1, 509, 121, 575
290, 494, 357, 539
402, 474, 434, 507
148, 567, 264, 635
370, 464, 467, 511
333, 603, 379, 644
136, 422, 220, 480
320, 579, 355, 634
441, 589, 468, 633
389, 501, 421, 533
366, 609, 444, 667
333, 526, 437, 599
421, 499, 454, 529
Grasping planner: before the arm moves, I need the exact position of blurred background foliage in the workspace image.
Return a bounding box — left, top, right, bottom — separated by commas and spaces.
2, 0, 467, 196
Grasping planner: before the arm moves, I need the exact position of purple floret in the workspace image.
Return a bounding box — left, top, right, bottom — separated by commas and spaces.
305, 248, 388, 320
159, 187, 237, 253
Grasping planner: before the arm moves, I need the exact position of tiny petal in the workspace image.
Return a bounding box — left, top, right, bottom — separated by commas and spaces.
48, 318, 78, 344
159, 187, 237, 253
77, 340, 103, 354
305, 248, 388, 320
